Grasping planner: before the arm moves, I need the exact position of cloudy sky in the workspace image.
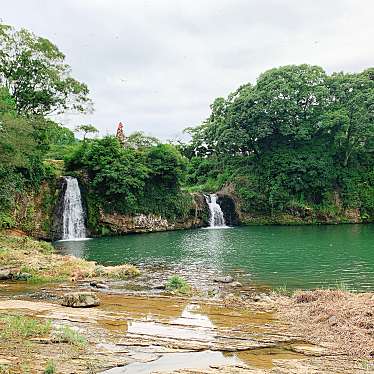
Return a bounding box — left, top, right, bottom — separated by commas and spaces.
2, 1, 373, 140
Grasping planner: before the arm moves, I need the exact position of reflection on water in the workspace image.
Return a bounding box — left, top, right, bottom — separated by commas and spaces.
57, 239, 89, 258
103, 350, 242, 374
174, 304, 215, 328
127, 304, 215, 342
54, 224, 374, 291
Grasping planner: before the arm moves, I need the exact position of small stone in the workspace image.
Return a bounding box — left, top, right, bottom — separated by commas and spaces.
214, 276, 233, 284
328, 316, 337, 326
0, 269, 13, 280
61, 292, 100, 308
0, 358, 11, 365
153, 284, 166, 290
231, 281, 242, 287
90, 281, 109, 289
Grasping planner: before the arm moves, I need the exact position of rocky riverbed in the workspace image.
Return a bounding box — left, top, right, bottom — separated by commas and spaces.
0, 279, 371, 374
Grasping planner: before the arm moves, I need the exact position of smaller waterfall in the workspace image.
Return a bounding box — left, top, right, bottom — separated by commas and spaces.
205, 194, 228, 228
62, 176, 86, 240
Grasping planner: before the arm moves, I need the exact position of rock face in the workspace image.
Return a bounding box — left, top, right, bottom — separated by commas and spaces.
98, 193, 209, 235
11, 181, 59, 240
216, 185, 240, 226
61, 292, 100, 308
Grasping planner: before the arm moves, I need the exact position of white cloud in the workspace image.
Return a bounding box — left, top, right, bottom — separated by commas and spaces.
1, 0, 373, 140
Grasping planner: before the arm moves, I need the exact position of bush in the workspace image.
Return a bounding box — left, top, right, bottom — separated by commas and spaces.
66, 137, 190, 221
166, 275, 191, 295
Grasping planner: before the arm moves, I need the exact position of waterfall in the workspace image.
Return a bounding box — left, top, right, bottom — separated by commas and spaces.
205, 194, 227, 228
62, 176, 86, 240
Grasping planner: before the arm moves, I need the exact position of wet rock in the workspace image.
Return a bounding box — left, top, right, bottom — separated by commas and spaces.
0, 269, 13, 280
291, 344, 330, 356
153, 284, 166, 290
253, 293, 272, 303
214, 276, 233, 284
61, 292, 100, 308
90, 281, 109, 289
328, 316, 337, 326
231, 281, 242, 287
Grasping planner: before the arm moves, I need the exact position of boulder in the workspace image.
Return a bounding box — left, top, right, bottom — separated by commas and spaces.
0, 269, 13, 280
61, 292, 100, 308
214, 276, 233, 284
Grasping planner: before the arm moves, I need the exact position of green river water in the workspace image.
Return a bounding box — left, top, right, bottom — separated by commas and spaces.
54, 224, 374, 291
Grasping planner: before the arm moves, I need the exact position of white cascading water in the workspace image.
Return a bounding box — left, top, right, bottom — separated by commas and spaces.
205, 194, 227, 228
62, 176, 86, 240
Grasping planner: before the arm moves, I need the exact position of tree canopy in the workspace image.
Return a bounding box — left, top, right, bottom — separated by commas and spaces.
183, 64, 374, 218
0, 24, 92, 116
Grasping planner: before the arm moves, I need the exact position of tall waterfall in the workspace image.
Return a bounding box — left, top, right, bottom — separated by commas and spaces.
205, 194, 227, 228
62, 176, 86, 240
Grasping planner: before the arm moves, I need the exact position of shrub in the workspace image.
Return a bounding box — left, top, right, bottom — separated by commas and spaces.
166, 275, 191, 295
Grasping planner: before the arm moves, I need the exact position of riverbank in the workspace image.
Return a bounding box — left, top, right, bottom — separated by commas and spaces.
0, 234, 373, 373
0, 232, 140, 283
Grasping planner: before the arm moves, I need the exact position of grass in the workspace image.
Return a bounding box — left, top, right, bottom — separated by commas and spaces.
277, 289, 374, 357
166, 275, 191, 295
0, 365, 10, 374
272, 283, 293, 296
334, 280, 351, 292
54, 325, 87, 348
0, 234, 140, 283
0, 315, 51, 339
43, 360, 56, 374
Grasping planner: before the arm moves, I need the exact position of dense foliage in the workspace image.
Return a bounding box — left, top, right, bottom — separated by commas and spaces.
0, 23, 373, 232
0, 24, 91, 116
0, 24, 90, 229
183, 64, 374, 220
65, 136, 191, 221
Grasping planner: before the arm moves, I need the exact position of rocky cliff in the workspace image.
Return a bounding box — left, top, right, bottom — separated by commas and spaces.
96, 193, 209, 235
11, 181, 59, 240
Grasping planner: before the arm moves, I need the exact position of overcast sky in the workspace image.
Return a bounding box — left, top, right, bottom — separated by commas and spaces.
2, 1, 373, 140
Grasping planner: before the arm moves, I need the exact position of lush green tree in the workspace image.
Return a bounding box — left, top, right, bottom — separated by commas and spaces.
0, 24, 92, 115
126, 131, 159, 149
184, 64, 374, 219
324, 69, 374, 166
145, 144, 187, 188
65, 137, 189, 218
74, 124, 98, 140
66, 136, 149, 212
